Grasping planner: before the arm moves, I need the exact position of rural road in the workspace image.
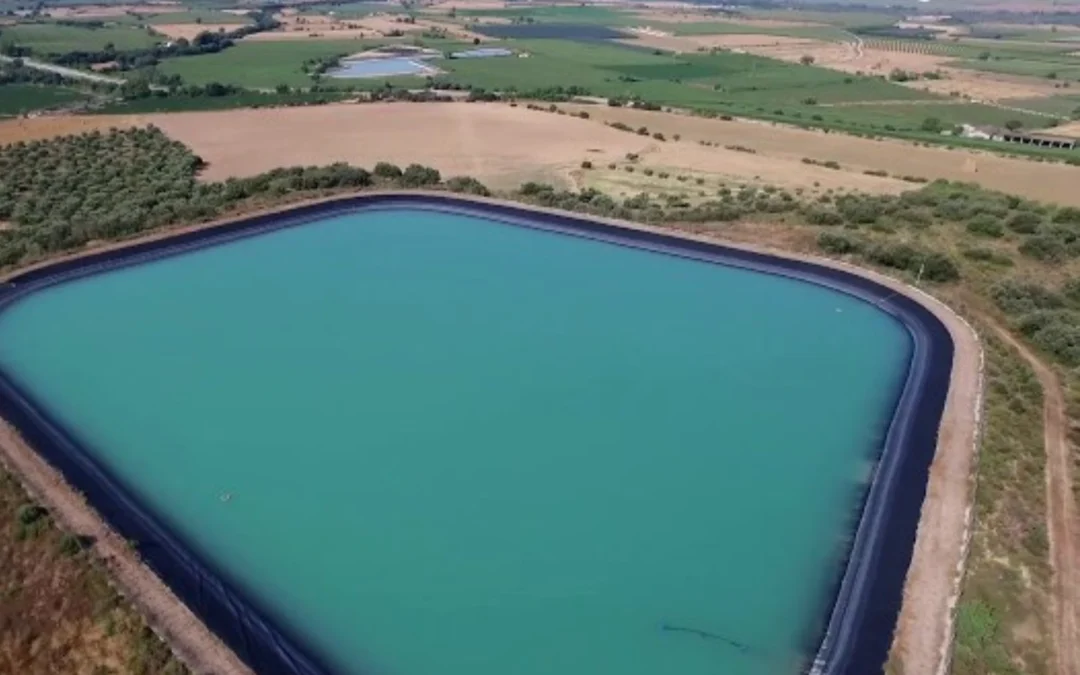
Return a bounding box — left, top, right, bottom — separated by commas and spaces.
0, 54, 125, 86
989, 322, 1080, 675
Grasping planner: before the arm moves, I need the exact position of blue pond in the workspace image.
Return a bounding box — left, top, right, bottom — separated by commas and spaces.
327, 57, 432, 79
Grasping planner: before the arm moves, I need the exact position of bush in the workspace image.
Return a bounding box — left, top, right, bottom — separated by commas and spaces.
991, 280, 1064, 315
400, 164, 441, 187
1020, 234, 1069, 262
373, 162, 403, 180
445, 176, 491, 196
1053, 207, 1080, 224
652, 132, 666, 141
817, 232, 860, 254
17, 504, 46, 525
921, 252, 960, 282
581, 160, 593, 169
961, 247, 1013, 267
1016, 310, 1080, 365
966, 214, 1005, 238
1006, 211, 1042, 234
804, 207, 844, 226
58, 533, 84, 557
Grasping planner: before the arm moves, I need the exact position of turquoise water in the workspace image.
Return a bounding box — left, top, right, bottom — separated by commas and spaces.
0, 207, 910, 675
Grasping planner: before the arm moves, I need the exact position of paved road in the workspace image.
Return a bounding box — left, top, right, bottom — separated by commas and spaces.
0, 54, 125, 86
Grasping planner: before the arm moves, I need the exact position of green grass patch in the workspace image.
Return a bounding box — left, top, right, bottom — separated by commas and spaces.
1000, 94, 1080, 117
0, 83, 88, 116
828, 102, 1053, 130
155, 39, 377, 89
0, 22, 161, 54
952, 329, 1051, 675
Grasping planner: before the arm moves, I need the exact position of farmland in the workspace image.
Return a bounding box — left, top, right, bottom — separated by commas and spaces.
0, 22, 160, 54
0, 83, 88, 116
156, 39, 380, 89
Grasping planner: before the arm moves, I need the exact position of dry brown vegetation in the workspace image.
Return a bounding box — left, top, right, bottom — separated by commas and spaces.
0, 465, 188, 675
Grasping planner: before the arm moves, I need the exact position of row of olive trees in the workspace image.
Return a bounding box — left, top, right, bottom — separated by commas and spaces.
0, 127, 454, 269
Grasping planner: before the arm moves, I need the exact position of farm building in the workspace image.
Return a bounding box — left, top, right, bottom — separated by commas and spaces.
960, 124, 1076, 150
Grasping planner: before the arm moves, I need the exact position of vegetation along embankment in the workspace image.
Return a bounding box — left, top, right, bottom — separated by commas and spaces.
0, 126, 1075, 675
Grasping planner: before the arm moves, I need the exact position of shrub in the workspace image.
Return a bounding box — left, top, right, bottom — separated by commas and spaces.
1016, 310, 1080, 365
401, 164, 441, 187
962, 247, 1013, 267
921, 252, 961, 282
1006, 211, 1042, 234
608, 163, 617, 170
581, 160, 593, 169
864, 169, 889, 177
991, 280, 1064, 315
643, 168, 654, 176
652, 132, 666, 141
636, 126, 649, 136
966, 214, 1005, 238
519, 181, 554, 196
823, 160, 841, 170
1052, 207, 1080, 224
373, 162, 403, 180
577, 111, 590, 119
58, 533, 84, 557
1019, 234, 1069, 262
17, 504, 46, 525
445, 176, 491, 196
805, 207, 844, 226
817, 232, 860, 254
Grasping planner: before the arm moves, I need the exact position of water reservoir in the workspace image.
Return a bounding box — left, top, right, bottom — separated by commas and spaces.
0, 201, 925, 675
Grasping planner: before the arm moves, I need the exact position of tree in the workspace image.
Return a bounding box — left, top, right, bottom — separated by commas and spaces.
1004, 119, 1024, 131
800, 54, 814, 65
920, 117, 944, 133
473, 37, 480, 45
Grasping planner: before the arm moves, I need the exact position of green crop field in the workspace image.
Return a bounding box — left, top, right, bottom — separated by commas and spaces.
741, 8, 903, 28
145, 10, 253, 25
1002, 95, 1080, 117
0, 22, 161, 54
952, 56, 1080, 81
155, 39, 379, 89
0, 83, 88, 116
823, 102, 1054, 130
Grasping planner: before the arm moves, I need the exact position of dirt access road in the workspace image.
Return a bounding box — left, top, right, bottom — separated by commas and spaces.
988, 322, 1080, 675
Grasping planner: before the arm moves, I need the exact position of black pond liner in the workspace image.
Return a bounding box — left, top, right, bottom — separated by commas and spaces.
0, 193, 954, 675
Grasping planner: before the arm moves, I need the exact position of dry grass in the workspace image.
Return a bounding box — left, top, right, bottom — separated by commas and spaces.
152, 23, 241, 40
0, 116, 148, 146
561, 105, 1080, 206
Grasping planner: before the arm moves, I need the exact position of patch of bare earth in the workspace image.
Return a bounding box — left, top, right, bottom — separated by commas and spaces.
152, 23, 242, 40
560, 104, 1080, 206
44, 3, 180, 19
0, 115, 146, 146
1049, 121, 1080, 139
622, 32, 834, 55
144, 102, 903, 195
147, 103, 648, 189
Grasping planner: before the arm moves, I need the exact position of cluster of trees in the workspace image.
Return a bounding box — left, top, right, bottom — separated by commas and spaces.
426, 80, 591, 103
14, 12, 279, 70
0, 127, 444, 269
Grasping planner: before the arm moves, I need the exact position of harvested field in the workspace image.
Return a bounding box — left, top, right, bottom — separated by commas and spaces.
144, 102, 905, 195
247, 12, 486, 42
621, 31, 837, 55
148, 103, 644, 189
152, 23, 241, 40
1048, 121, 1080, 138
561, 104, 1080, 206
45, 3, 180, 19
0, 115, 146, 145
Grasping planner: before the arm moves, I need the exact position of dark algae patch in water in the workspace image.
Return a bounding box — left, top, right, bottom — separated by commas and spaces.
0, 196, 952, 675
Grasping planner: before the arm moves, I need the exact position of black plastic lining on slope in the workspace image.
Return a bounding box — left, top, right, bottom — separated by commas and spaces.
0, 193, 955, 675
